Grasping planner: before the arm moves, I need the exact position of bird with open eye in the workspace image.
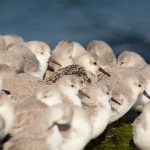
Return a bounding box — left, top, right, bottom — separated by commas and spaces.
81, 80, 120, 139
55, 75, 90, 106
117, 51, 147, 69
74, 51, 111, 83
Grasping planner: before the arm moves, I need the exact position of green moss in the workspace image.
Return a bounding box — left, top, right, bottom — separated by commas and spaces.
85, 111, 139, 150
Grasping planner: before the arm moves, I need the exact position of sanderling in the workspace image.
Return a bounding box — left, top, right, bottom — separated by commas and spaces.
109, 72, 149, 123
52, 40, 74, 70
61, 105, 93, 150
87, 40, 116, 68
4, 104, 73, 150
118, 50, 147, 69
2, 34, 24, 48
133, 66, 150, 112
44, 64, 91, 90
81, 80, 119, 138
24, 41, 61, 79
132, 102, 150, 150
0, 64, 49, 100
0, 93, 16, 139
55, 75, 90, 106
75, 51, 110, 83
11, 86, 63, 135
51, 40, 86, 70
7, 43, 40, 75
117, 51, 150, 112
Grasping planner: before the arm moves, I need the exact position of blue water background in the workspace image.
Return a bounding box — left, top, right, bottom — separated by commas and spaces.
0, 0, 150, 62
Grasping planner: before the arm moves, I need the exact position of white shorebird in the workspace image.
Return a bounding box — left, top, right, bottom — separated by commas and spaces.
2, 34, 24, 48
87, 40, 116, 68
4, 104, 73, 150
7, 43, 40, 75
0, 64, 49, 100
117, 51, 149, 112
75, 52, 110, 83
0, 46, 34, 74
0, 93, 16, 139
97, 63, 150, 115
11, 75, 89, 135
51, 40, 86, 70
24, 41, 53, 79
52, 40, 74, 70
109, 72, 150, 123
11, 86, 63, 135
55, 75, 89, 106
133, 66, 150, 112
133, 102, 150, 150
61, 105, 93, 150
2, 41, 60, 79
117, 50, 147, 69
81, 80, 119, 139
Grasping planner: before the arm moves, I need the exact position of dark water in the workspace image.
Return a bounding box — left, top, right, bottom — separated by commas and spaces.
0, 0, 150, 62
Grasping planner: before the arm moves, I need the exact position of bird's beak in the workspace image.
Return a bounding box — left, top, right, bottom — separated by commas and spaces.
2, 89, 11, 95
49, 57, 62, 67
47, 65, 55, 72
111, 97, 121, 105
99, 67, 111, 77
47, 123, 55, 130
79, 90, 90, 99
143, 90, 150, 99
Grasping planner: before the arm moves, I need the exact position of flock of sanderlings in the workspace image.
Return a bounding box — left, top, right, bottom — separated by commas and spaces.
0, 34, 149, 150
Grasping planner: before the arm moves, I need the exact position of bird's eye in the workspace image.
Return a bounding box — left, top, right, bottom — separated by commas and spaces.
106, 92, 109, 95
80, 80, 84, 84
138, 84, 142, 87
120, 62, 124, 65
41, 52, 44, 54
93, 62, 97, 65
71, 85, 74, 88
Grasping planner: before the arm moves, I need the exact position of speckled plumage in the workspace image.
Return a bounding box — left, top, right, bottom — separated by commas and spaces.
45, 64, 91, 90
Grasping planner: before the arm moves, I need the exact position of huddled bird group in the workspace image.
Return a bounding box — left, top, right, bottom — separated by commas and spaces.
0, 34, 149, 150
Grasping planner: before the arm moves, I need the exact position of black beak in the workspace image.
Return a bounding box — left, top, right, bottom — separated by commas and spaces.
49, 57, 62, 67
2, 89, 11, 95
47, 123, 55, 130
99, 67, 111, 77
79, 90, 90, 99
143, 90, 150, 99
47, 65, 55, 72
111, 97, 121, 105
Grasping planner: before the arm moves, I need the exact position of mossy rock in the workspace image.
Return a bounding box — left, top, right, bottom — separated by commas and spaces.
85, 110, 140, 150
